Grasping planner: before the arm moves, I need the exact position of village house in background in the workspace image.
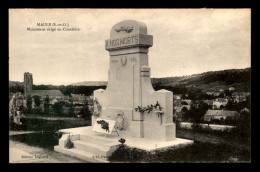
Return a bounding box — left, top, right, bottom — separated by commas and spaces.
204, 110, 239, 122
232, 92, 250, 103
212, 98, 229, 109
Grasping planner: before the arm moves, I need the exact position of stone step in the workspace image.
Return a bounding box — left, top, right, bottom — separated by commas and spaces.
54, 146, 109, 163
79, 134, 115, 144
73, 140, 110, 157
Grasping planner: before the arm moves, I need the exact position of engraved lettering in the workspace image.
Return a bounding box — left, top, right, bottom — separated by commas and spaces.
106, 35, 139, 49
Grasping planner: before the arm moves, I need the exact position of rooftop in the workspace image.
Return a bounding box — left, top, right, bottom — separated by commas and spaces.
28, 90, 65, 97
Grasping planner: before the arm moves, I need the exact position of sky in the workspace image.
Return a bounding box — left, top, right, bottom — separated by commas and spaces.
9, 9, 251, 85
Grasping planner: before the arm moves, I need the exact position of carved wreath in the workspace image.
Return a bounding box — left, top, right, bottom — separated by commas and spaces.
96, 120, 110, 133
115, 26, 133, 33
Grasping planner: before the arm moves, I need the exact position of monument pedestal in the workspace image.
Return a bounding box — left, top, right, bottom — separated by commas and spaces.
54, 126, 193, 162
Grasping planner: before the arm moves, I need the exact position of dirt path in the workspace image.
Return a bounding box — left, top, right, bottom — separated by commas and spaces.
9, 140, 88, 163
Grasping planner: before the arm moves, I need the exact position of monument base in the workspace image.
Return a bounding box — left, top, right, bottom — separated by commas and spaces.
54, 126, 194, 162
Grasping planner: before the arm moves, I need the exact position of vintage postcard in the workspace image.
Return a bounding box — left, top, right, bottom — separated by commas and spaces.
9, 8, 251, 163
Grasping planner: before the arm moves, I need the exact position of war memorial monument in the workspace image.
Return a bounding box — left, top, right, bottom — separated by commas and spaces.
54, 20, 193, 162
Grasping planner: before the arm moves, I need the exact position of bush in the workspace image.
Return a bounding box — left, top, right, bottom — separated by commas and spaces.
9, 115, 15, 130
78, 104, 92, 120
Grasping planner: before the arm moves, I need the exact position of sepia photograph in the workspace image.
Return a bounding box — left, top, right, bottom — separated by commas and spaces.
9, 8, 251, 163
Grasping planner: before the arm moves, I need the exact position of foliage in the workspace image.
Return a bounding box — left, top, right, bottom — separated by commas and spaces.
233, 110, 250, 139
32, 84, 106, 96
68, 104, 75, 116
26, 95, 32, 113
9, 115, 15, 130
9, 82, 24, 93
181, 100, 209, 123
135, 101, 161, 114
52, 101, 64, 115
224, 96, 250, 112
25, 95, 94, 117
78, 103, 92, 120
43, 95, 50, 113
32, 95, 41, 113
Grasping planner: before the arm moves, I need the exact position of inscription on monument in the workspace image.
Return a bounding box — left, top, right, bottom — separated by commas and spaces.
111, 60, 118, 63
105, 35, 139, 49
130, 57, 136, 62
112, 56, 136, 66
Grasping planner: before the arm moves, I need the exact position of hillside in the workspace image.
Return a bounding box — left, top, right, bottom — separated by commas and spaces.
151, 68, 250, 92
9, 68, 250, 94
70, 81, 107, 86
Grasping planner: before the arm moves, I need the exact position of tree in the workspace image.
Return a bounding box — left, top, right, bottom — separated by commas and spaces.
225, 99, 236, 110
181, 106, 189, 121
9, 83, 24, 93
235, 110, 250, 139
68, 104, 75, 116
189, 101, 209, 124
52, 101, 64, 115
79, 103, 92, 120
187, 88, 202, 100
26, 95, 32, 113
224, 89, 232, 97
43, 95, 50, 114
225, 116, 236, 125
32, 95, 41, 113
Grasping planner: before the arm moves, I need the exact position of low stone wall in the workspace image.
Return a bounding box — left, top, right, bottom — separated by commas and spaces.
179, 122, 236, 131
